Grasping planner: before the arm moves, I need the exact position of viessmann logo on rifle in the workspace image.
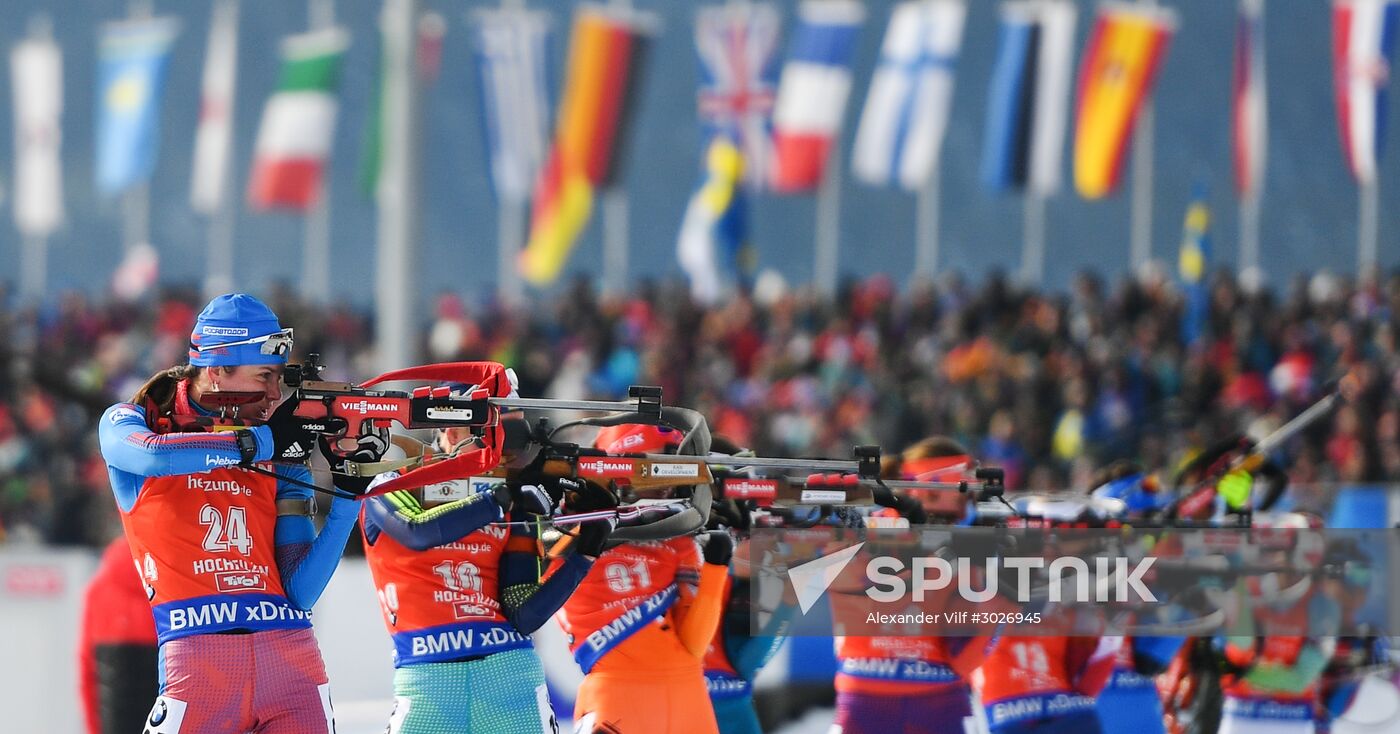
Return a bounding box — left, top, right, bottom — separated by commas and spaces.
724, 479, 777, 502
578, 458, 634, 478
341, 399, 399, 415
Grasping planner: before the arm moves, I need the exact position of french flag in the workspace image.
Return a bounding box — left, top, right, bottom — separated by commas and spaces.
1333, 0, 1400, 184
1232, 0, 1267, 197
770, 0, 865, 192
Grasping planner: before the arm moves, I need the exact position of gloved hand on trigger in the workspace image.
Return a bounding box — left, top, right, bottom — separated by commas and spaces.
572, 516, 617, 560
318, 434, 389, 496
262, 398, 331, 463
489, 482, 555, 516
702, 529, 735, 566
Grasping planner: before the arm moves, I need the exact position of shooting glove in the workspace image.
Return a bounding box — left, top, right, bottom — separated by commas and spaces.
701, 529, 735, 566
572, 516, 617, 559
318, 434, 390, 496
505, 483, 556, 516
559, 476, 618, 514
262, 398, 325, 463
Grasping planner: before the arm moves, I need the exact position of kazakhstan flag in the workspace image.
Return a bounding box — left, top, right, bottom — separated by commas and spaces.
96, 17, 180, 195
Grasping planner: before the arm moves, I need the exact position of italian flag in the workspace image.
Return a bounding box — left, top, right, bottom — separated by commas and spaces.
247, 27, 349, 211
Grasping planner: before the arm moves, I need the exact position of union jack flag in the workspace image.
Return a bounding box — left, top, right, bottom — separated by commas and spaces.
695, 3, 782, 189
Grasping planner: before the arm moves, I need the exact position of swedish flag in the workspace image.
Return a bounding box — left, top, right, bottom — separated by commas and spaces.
1179, 186, 1212, 346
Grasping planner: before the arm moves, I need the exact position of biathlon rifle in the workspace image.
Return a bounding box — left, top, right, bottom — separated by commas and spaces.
1168, 383, 1343, 520
159, 354, 666, 498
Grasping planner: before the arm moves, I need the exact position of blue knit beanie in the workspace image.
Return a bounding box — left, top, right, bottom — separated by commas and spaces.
188, 293, 288, 367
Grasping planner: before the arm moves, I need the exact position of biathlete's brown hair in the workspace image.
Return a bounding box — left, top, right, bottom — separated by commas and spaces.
129, 365, 202, 417
879, 436, 972, 479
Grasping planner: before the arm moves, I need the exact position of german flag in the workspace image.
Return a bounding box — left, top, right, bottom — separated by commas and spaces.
1072, 4, 1175, 200
520, 7, 653, 286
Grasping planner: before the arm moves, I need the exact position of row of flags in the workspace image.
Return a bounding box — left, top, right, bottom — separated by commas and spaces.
15, 5, 352, 242
7, 1, 1400, 290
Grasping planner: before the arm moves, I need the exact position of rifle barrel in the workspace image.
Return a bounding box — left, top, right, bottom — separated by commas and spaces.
643, 453, 862, 472
490, 397, 645, 412
1250, 392, 1339, 457
882, 479, 974, 491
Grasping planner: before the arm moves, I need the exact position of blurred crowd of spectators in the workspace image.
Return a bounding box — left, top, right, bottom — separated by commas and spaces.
3, 266, 1398, 547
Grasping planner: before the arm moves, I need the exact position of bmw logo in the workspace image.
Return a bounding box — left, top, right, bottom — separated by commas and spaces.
149, 699, 168, 726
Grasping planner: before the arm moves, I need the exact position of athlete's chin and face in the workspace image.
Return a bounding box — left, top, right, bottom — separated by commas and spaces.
438, 426, 474, 454
197, 363, 286, 420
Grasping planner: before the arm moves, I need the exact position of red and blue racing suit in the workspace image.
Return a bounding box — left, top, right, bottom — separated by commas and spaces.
99, 394, 356, 734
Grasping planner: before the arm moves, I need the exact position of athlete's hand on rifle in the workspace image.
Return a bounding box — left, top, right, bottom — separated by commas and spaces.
572, 516, 617, 560
701, 529, 735, 566
317, 433, 391, 496
263, 397, 339, 463
559, 476, 619, 514
501, 483, 557, 516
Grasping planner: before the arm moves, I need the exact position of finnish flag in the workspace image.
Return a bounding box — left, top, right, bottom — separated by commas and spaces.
851, 0, 966, 190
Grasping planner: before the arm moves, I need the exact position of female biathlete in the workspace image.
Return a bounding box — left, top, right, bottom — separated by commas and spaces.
97, 293, 372, 733
701, 438, 794, 734
972, 493, 1122, 734
1218, 512, 1339, 734
556, 423, 732, 734
360, 408, 613, 734
1085, 465, 1185, 734
828, 436, 996, 734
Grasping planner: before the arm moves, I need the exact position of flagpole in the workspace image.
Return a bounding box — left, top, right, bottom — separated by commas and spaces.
1129, 94, 1154, 275
1129, 0, 1158, 276
500, 199, 526, 307
814, 141, 841, 297
1360, 178, 1379, 273
125, 0, 154, 256
1239, 191, 1259, 277
302, 0, 335, 304
17, 14, 56, 303
915, 165, 940, 280
204, 0, 239, 299
19, 235, 44, 301
601, 0, 632, 299
1022, 192, 1046, 285
375, 0, 421, 372
497, 0, 527, 309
